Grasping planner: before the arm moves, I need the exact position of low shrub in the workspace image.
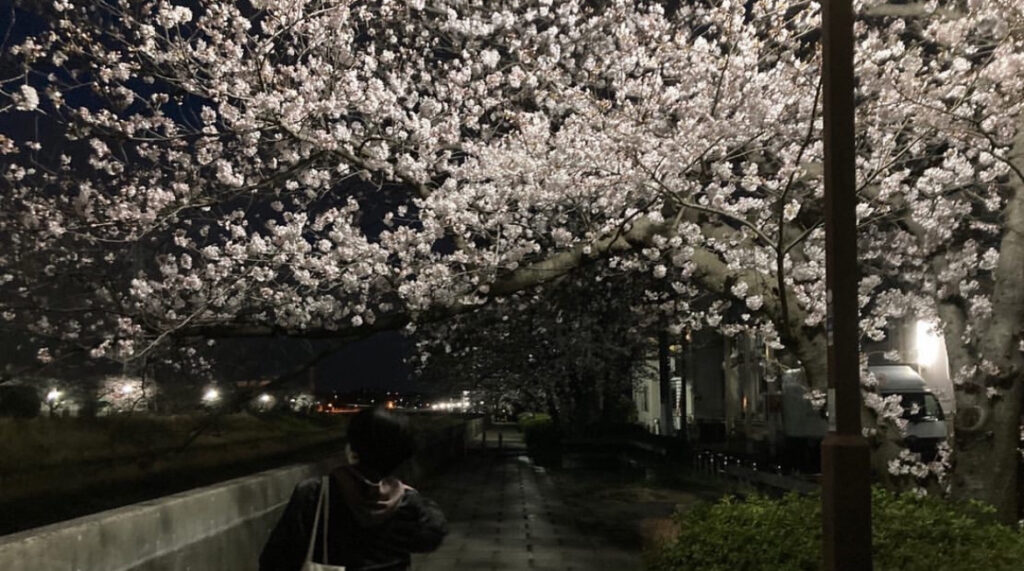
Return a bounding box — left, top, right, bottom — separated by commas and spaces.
646, 488, 1024, 571
872, 489, 1024, 570
518, 412, 562, 467
0, 385, 42, 418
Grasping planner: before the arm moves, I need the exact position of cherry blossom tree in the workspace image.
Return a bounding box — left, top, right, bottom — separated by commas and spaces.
1, 0, 1023, 516
413, 264, 650, 434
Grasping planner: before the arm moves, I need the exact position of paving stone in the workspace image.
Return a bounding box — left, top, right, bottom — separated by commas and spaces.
413, 556, 460, 571
410, 426, 642, 571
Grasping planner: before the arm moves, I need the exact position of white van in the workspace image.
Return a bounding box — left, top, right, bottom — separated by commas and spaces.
871, 364, 949, 460
779, 364, 949, 465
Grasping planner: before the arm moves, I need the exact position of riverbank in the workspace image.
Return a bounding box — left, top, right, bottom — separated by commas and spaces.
0, 412, 347, 535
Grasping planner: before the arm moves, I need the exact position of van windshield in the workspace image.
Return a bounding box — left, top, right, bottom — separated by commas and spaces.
898, 393, 944, 422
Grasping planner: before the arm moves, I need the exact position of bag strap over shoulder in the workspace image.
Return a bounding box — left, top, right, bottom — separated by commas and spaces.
304, 476, 329, 565
322, 475, 330, 564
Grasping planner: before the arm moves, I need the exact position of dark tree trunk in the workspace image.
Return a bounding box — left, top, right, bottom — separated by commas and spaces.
945, 124, 1024, 522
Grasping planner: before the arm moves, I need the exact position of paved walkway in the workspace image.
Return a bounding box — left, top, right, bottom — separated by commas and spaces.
411, 426, 642, 571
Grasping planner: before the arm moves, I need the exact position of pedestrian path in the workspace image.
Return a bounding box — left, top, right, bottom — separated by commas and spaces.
411, 427, 642, 571
473, 423, 528, 453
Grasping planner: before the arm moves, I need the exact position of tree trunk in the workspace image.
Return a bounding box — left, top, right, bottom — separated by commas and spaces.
945, 294, 1023, 522
545, 393, 561, 426
950, 371, 1022, 523
787, 327, 830, 391
946, 124, 1024, 522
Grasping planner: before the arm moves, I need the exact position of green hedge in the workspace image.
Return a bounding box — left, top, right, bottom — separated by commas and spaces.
517, 412, 562, 467
646, 488, 1024, 571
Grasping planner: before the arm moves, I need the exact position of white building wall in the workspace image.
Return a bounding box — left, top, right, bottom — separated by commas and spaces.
633, 359, 664, 434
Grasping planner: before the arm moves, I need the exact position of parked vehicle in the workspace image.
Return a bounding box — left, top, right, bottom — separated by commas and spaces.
871, 364, 948, 460
637, 326, 953, 472
778, 364, 948, 465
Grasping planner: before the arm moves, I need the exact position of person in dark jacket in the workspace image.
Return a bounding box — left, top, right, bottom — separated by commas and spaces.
260, 407, 447, 571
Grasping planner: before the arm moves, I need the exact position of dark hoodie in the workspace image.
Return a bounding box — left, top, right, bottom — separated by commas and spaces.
259, 466, 447, 571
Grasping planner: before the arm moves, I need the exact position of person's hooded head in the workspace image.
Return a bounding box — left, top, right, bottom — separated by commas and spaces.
346, 406, 416, 479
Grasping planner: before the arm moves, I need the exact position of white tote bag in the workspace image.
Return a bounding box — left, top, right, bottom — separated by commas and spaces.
303, 475, 346, 571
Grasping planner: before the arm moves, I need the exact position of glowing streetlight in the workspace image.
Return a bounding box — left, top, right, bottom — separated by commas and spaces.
46, 389, 62, 403
916, 320, 941, 367
202, 388, 220, 404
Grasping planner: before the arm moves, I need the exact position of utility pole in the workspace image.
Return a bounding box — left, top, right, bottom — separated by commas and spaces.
821, 0, 872, 569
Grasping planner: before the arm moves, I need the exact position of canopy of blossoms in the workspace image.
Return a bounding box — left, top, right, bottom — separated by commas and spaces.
2, 0, 1023, 515
2, 0, 1018, 371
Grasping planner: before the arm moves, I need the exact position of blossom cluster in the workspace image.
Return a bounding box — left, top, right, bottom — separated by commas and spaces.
0, 0, 1018, 391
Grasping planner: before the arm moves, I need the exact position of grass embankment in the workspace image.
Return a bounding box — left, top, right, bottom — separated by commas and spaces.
0, 413, 347, 535
0, 413, 345, 475
0, 412, 476, 535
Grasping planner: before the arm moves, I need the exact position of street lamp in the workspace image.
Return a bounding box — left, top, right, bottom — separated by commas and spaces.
46, 389, 62, 415
202, 388, 220, 404
821, 0, 872, 569
915, 320, 941, 367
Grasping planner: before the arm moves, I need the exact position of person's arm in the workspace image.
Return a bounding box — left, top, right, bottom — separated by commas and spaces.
259, 479, 318, 571
387, 490, 448, 553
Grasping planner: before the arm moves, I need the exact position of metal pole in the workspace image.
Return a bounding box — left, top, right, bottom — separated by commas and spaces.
821, 1, 872, 569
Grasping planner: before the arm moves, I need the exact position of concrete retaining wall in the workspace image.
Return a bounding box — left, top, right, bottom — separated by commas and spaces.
0, 416, 483, 571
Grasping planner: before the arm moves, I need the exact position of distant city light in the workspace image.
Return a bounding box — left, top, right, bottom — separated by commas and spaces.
259, 393, 272, 403
202, 388, 220, 403
429, 398, 471, 411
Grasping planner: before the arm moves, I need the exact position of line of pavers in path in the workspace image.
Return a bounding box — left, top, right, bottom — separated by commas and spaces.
412, 428, 642, 571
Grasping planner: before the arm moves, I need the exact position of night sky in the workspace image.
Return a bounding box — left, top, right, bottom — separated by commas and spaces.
0, 5, 429, 395
315, 332, 417, 393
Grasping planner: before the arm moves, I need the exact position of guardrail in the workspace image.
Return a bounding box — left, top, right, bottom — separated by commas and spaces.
692, 450, 819, 494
